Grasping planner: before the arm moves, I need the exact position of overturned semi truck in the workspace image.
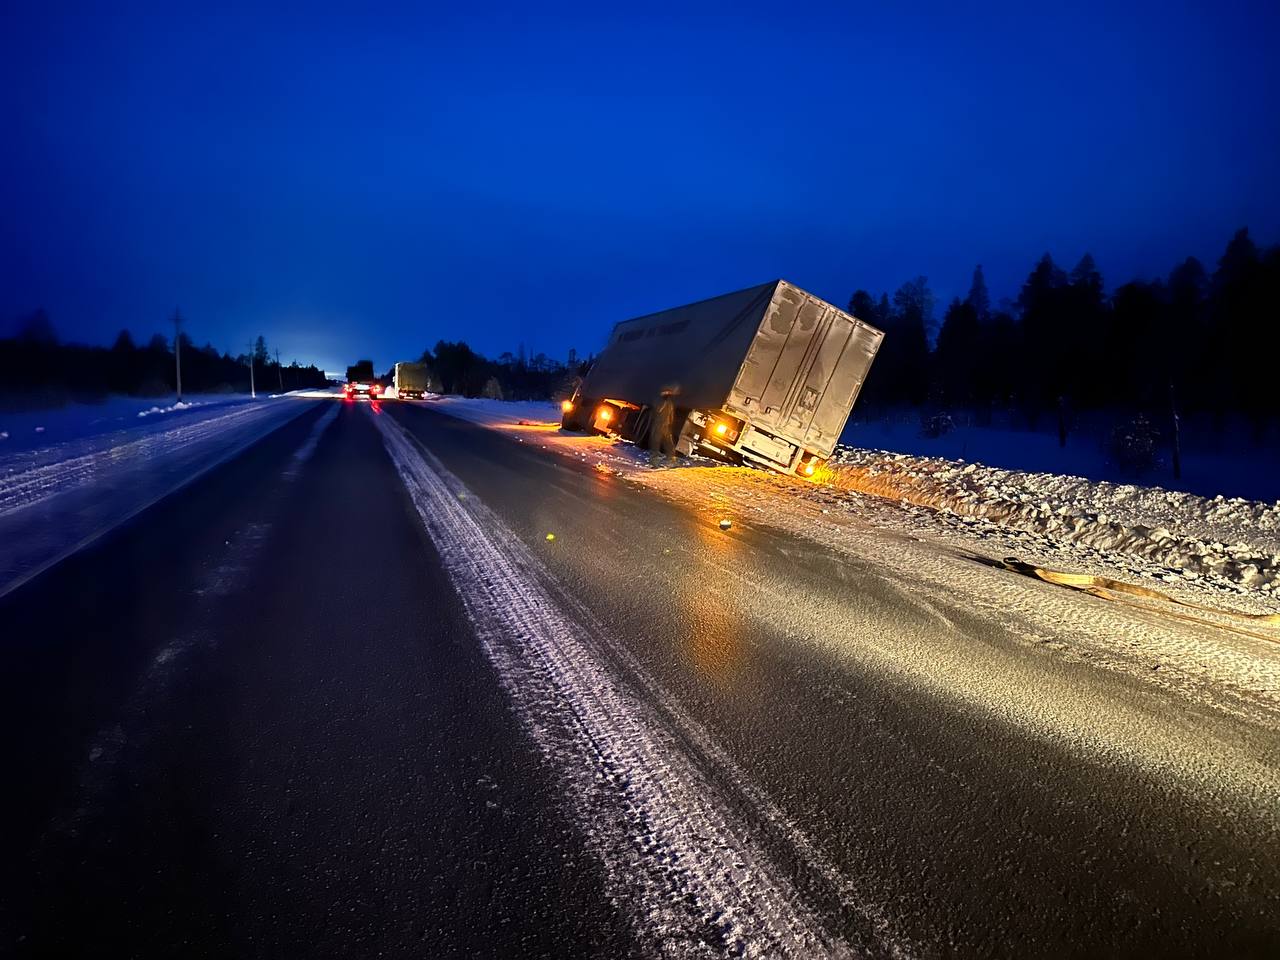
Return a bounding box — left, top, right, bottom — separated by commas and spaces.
562, 279, 884, 475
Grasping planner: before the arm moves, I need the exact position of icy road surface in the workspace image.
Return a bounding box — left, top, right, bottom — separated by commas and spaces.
1, 396, 1277, 956
428, 396, 1280, 611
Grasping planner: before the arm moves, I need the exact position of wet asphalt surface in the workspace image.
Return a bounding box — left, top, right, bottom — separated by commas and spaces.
1, 399, 1277, 957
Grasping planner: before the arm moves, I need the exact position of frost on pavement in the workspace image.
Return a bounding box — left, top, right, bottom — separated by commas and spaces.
0, 398, 315, 596
373, 409, 882, 959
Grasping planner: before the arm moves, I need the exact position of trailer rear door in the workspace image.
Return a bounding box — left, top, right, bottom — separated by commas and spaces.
796, 316, 882, 455
729, 284, 882, 458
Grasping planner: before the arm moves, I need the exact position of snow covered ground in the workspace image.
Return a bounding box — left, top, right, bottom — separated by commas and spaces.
842, 412, 1280, 503
827, 449, 1279, 601
0, 393, 264, 454
0, 394, 322, 596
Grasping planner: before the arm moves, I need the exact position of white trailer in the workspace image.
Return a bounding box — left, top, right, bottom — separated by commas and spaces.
393, 362, 431, 400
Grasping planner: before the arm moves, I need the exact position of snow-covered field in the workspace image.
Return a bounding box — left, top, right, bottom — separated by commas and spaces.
0, 393, 269, 454
0, 393, 323, 596
842, 412, 1280, 504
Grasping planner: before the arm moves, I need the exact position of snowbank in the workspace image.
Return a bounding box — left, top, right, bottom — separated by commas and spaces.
829, 447, 1280, 596
137, 400, 202, 417
841, 412, 1280, 504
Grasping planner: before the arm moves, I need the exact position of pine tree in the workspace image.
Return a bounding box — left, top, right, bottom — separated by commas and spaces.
935, 298, 980, 406
965, 265, 990, 321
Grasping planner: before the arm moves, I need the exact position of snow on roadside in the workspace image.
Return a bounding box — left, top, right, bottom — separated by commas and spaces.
137, 400, 202, 417
828, 447, 1279, 599
0, 393, 257, 454
0, 398, 319, 596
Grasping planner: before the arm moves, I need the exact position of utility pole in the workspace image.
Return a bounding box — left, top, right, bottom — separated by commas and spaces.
172, 308, 184, 402
247, 340, 257, 399
275, 347, 284, 392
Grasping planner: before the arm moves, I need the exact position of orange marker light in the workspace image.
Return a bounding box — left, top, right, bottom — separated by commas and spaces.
561, 399, 574, 413
804, 462, 816, 476
715, 422, 728, 436
597, 406, 613, 423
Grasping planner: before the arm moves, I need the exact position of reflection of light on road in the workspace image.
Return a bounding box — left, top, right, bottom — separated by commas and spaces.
678, 516, 748, 688
492, 420, 560, 432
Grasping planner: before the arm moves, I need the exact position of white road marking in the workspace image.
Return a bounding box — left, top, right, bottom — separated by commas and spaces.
374, 409, 893, 959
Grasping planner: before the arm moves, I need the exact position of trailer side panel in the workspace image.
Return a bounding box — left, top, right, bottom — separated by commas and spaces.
578, 282, 777, 410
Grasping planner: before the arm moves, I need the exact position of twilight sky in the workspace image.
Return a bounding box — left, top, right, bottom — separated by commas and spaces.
2, 1, 1278, 374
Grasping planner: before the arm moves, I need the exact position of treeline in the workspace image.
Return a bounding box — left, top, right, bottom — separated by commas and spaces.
380, 341, 587, 400
0, 314, 327, 407
852, 227, 1280, 435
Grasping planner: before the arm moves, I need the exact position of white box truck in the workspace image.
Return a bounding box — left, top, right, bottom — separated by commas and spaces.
393, 362, 431, 400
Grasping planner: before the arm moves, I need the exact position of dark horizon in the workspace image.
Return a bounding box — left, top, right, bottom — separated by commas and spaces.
3, 3, 1279, 373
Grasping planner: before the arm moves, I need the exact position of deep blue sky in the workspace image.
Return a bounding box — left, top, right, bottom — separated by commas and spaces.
3, 1, 1278, 374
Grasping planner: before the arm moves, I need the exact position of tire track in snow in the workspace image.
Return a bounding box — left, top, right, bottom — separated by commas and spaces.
374, 409, 890, 959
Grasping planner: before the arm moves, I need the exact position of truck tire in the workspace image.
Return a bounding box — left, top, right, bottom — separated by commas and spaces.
627, 407, 652, 447
562, 396, 598, 433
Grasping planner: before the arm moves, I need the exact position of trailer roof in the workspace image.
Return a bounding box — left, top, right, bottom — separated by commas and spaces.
611, 280, 782, 332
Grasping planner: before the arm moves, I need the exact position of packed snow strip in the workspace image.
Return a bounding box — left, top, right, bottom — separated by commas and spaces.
373, 410, 866, 959
827, 447, 1280, 596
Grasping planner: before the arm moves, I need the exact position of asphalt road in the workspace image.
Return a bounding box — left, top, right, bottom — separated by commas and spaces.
1, 399, 1276, 957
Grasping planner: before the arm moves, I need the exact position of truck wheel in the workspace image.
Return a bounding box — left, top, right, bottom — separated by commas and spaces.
628, 407, 652, 447
562, 396, 598, 433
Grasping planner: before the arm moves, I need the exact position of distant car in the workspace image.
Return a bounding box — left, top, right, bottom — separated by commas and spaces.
344, 381, 382, 401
